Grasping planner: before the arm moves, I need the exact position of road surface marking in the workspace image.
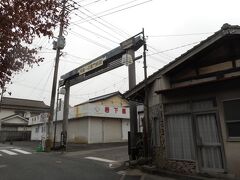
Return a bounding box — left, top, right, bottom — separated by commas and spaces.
0, 154, 2, 156
85, 156, 117, 163
11, 149, 32, 154
0, 150, 18, 155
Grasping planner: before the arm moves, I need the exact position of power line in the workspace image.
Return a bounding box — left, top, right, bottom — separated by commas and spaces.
75, 0, 152, 24
70, 77, 128, 97
148, 44, 173, 60
29, 61, 55, 97
69, 30, 111, 50
70, 0, 130, 38
80, 7, 129, 38
38, 61, 55, 99
71, 22, 119, 44
72, 12, 123, 42
79, 0, 104, 7
72, 0, 140, 23
147, 41, 201, 56
148, 32, 213, 37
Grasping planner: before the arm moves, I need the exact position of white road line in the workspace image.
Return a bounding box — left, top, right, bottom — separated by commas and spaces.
0, 154, 2, 156
0, 150, 18, 155
85, 156, 117, 163
11, 149, 32, 154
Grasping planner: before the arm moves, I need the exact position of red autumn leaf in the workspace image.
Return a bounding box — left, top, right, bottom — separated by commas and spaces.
0, 0, 70, 89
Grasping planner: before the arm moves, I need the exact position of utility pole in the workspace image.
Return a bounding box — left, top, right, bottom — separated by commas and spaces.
46, 0, 67, 151
61, 81, 70, 150
142, 28, 150, 158
128, 49, 138, 160
53, 85, 60, 149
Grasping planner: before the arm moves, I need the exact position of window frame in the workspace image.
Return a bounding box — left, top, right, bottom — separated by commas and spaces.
222, 98, 240, 141
164, 98, 218, 161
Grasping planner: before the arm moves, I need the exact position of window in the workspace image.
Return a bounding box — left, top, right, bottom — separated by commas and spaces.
166, 114, 195, 160
35, 127, 39, 133
164, 99, 216, 160
223, 99, 240, 138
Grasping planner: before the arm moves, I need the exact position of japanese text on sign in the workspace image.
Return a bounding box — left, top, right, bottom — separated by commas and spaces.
78, 57, 105, 75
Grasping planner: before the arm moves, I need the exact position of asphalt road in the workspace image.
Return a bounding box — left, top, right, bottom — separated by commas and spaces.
0, 143, 176, 180
0, 148, 121, 180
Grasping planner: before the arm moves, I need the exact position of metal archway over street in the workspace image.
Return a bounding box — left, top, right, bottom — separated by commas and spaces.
58, 32, 145, 153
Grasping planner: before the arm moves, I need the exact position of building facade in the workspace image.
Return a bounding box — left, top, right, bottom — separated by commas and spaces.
29, 92, 130, 143
124, 24, 240, 178
0, 97, 49, 131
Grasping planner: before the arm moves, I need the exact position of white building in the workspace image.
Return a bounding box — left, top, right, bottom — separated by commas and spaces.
0, 97, 49, 131
29, 92, 130, 143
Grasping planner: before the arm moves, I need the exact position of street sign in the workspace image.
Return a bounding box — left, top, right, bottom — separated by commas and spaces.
78, 57, 105, 75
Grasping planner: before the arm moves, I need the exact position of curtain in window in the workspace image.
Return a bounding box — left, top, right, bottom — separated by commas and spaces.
166, 114, 195, 160
196, 114, 223, 169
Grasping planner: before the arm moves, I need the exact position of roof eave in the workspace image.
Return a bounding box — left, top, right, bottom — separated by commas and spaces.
124, 24, 240, 99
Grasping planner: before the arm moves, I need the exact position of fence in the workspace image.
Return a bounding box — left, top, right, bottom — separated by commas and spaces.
0, 131, 31, 142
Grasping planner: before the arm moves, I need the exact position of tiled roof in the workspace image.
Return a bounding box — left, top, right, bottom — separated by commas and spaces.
74, 91, 123, 106
88, 91, 122, 103
0, 97, 49, 110
124, 23, 240, 99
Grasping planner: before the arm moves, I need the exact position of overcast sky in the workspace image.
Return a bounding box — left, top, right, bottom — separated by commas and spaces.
5, 0, 240, 106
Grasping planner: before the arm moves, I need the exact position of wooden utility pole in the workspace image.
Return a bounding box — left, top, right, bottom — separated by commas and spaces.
46, 0, 67, 151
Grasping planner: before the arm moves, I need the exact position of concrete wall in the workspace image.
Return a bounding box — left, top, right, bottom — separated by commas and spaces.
31, 124, 46, 141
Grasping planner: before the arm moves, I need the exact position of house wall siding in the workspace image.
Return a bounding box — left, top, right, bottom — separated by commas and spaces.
153, 82, 240, 177
0, 109, 15, 119
217, 87, 240, 177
